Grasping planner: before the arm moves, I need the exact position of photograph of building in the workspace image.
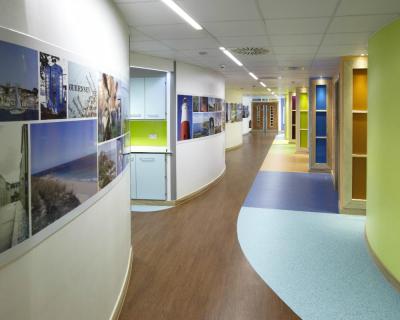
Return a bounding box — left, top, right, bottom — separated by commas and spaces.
98, 73, 121, 142
0, 40, 39, 121
0, 124, 29, 253
39, 52, 68, 120
68, 62, 98, 118
30, 120, 97, 234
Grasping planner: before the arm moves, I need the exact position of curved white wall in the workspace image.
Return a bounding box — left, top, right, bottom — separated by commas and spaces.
176, 62, 226, 199
0, 1, 131, 319
225, 122, 243, 149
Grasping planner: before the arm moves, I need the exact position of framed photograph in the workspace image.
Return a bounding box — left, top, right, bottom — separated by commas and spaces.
30, 120, 97, 234
39, 52, 68, 120
177, 95, 193, 141
68, 62, 98, 118
98, 139, 117, 189
0, 40, 39, 121
0, 124, 29, 253
98, 73, 121, 142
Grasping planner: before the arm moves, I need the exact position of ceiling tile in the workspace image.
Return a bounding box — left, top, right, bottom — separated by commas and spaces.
218, 36, 270, 47
176, 0, 261, 21
259, 0, 338, 19
130, 40, 174, 52
130, 27, 153, 42
328, 14, 398, 33
273, 46, 318, 55
118, 2, 184, 26
316, 44, 368, 57
203, 20, 266, 37
269, 34, 323, 46
336, 0, 400, 16
162, 37, 219, 50
322, 32, 370, 46
136, 24, 208, 40
266, 18, 330, 35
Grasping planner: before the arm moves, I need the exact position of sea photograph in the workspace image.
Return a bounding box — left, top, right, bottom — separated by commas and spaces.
39, 52, 68, 120
98, 73, 121, 142
98, 139, 117, 189
193, 112, 209, 139
30, 120, 97, 234
0, 40, 39, 121
0, 124, 29, 253
68, 62, 98, 118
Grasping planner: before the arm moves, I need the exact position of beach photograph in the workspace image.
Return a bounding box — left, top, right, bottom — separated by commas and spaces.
98, 73, 121, 142
214, 112, 222, 134
98, 139, 117, 189
30, 120, 97, 234
39, 52, 68, 120
193, 112, 208, 139
0, 124, 29, 253
68, 62, 98, 118
0, 40, 39, 122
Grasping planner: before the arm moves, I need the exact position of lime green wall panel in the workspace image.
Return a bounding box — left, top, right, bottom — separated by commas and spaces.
300, 130, 308, 148
299, 93, 308, 111
366, 18, 400, 282
128, 120, 167, 146
300, 111, 308, 129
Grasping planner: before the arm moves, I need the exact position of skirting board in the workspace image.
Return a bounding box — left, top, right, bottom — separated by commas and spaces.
175, 168, 226, 206
365, 231, 400, 293
110, 246, 133, 320
225, 143, 243, 152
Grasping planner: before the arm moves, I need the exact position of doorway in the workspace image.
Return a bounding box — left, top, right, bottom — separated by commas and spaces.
252, 102, 265, 130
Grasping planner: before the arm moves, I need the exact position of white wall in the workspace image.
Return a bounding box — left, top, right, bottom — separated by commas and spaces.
176, 62, 226, 199
242, 118, 251, 135
0, 1, 131, 319
225, 122, 243, 149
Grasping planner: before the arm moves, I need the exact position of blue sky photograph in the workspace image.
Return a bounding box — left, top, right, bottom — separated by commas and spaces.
31, 120, 97, 174
0, 40, 38, 90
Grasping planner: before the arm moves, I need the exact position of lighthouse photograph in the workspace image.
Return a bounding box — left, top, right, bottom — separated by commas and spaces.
177, 95, 193, 141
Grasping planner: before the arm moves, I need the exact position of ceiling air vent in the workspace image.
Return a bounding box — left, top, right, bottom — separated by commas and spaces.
231, 47, 270, 56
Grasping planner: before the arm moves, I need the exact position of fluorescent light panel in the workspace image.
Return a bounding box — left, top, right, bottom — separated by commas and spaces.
259, 81, 266, 87
219, 47, 243, 66
249, 72, 258, 80
267, 88, 271, 92
161, 0, 202, 30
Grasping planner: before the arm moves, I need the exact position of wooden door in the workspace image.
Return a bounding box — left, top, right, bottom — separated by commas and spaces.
252, 102, 265, 130
267, 102, 278, 130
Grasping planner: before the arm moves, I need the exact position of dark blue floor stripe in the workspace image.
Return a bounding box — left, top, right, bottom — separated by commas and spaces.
244, 171, 338, 213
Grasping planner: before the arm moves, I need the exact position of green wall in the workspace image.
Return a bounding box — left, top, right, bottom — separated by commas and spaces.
367, 18, 400, 281
128, 120, 167, 147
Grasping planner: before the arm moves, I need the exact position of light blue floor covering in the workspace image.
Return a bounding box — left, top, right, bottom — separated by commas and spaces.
131, 205, 173, 212
237, 206, 400, 320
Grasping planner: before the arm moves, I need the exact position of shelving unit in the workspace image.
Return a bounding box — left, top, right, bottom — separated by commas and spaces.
288, 92, 296, 143
296, 87, 309, 153
309, 78, 332, 172
339, 57, 368, 214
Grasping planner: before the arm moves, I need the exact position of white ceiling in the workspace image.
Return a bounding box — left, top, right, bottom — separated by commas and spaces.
114, 0, 400, 93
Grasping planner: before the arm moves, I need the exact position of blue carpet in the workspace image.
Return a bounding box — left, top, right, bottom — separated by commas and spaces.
244, 171, 338, 213
237, 207, 400, 320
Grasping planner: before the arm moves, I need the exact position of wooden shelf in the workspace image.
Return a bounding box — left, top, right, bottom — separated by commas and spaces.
352, 154, 367, 158
352, 110, 368, 114
316, 136, 327, 139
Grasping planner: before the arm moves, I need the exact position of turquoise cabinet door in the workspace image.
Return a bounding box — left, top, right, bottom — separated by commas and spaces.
144, 77, 166, 119
135, 154, 166, 200
130, 78, 145, 119
130, 154, 137, 199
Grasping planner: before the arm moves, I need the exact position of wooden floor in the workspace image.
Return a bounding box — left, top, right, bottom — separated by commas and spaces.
119, 132, 300, 320
260, 143, 309, 173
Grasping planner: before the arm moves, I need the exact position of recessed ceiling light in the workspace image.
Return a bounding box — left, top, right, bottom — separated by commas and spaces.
259, 81, 266, 87
161, 0, 203, 30
267, 88, 272, 92
219, 47, 243, 66
271, 91, 275, 95
249, 72, 258, 80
